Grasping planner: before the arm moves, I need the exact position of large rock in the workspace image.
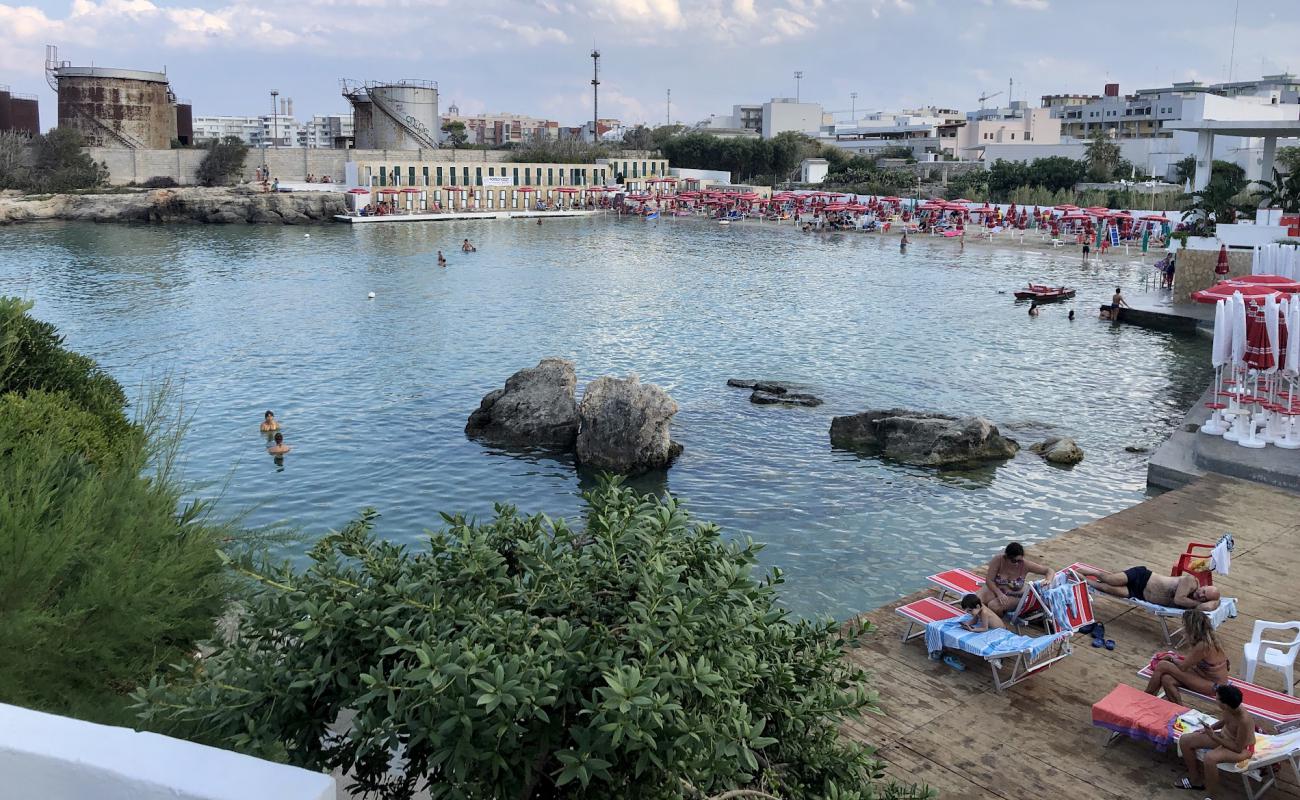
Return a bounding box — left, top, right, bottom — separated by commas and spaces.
1031, 436, 1084, 465
829, 408, 1019, 467
465, 358, 579, 448
728, 379, 823, 408
575, 375, 681, 474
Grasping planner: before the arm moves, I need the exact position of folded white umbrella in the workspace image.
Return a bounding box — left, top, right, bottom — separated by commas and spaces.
1232, 292, 1248, 368
1265, 293, 1281, 375
1212, 299, 1228, 368
1289, 296, 1300, 376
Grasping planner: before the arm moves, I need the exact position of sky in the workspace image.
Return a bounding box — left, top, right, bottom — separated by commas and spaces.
2, 0, 1298, 132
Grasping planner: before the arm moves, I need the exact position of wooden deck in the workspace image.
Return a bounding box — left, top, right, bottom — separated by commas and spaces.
844, 474, 1300, 799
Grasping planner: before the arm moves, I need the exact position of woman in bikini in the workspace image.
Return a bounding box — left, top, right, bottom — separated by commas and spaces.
976, 542, 1051, 615
1144, 608, 1230, 703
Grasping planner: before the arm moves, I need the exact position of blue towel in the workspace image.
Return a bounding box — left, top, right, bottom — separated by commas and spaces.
1041, 583, 1078, 632
924, 618, 1066, 662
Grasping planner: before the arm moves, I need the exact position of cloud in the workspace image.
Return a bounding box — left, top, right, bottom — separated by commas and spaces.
589, 0, 682, 28
494, 18, 571, 45
1006, 0, 1048, 8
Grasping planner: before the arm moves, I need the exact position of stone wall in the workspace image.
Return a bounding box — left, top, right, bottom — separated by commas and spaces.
87, 147, 523, 185
1173, 248, 1253, 303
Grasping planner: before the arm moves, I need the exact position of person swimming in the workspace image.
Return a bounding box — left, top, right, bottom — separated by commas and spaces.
900, 232, 909, 251
266, 432, 291, 456
260, 410, 278, 432
461, 239, 477, 252
437, 251, 446, 267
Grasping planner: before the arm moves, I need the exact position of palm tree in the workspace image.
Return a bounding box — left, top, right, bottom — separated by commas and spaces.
1253, 167, 1300, 213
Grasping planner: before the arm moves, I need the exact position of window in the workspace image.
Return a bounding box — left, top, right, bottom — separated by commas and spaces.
462, 167, 469, 185
632, 162, 638, 178
364, 166, 373, 185
642, 161, 648, 177
547, 168, 554, 185
525, 168, 532, 185
513, 167, 519, 184
449, 169, 456, 186
422, 166, 429, 186
436, 167, 443, 186
475, 167, 482, 186
392, 166, 400, 185
378, 168, 386, 187
488, 167, 495, 177
1010, 133, 1015, 140
408, 166, 416, 185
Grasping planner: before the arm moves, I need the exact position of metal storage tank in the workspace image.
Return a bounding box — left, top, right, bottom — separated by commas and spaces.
46, 46, 177, 149
342, 79, 439, 151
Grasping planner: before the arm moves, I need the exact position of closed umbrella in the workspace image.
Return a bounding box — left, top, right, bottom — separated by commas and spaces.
1202, 298, 1232, 435
1289, 296, 1300, 376
1215, 244, 1230, 276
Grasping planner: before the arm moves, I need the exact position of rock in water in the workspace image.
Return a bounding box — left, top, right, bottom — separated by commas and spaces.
576, 375, 681, 474
829, 408, 1019, 467
1028, 436, 1084, 464
750, 390, 823, 407
465, 358, 579, 448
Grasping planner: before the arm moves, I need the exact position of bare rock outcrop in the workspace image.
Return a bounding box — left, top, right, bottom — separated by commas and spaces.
829, 408, 1019, 467
465, 358, 580, 448
575, 375, 682, 474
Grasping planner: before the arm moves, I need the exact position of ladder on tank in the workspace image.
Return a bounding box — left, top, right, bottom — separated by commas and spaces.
44, 44, 148, 149
363, 84, 440, 151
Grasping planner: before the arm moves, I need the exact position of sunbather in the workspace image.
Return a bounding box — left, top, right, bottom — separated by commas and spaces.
1076, 565, 1221, 610
1145, 609, 1231, 703
976, 542, 1051, 615
959, 593, 1004, 632
1175, 684, 1256, 797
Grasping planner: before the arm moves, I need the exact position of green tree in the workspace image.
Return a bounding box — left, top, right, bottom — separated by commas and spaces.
986, 159, 1029, 200
620, 125, 654, 151
195, 136, 249, 187
1083, 131, 1122, 182
23, 127, 108, 192
135, 479, 928, 800
440, 121, 469, 149
1024, 156, 1086, 193
1275, 146, 1300, 175
0, 130, 30, 189
650, 125, 684, 151
1254, 167, 1300, 213
1172, 155, 1196, 186
1180, 163, 1251, 235
0, 297, 238, 725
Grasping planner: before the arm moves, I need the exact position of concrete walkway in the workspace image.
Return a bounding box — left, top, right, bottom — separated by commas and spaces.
334, 210, 606, 224
844, 474, 1300, 799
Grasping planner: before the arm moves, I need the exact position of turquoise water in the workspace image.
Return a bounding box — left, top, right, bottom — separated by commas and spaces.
0, 218, 1210, 618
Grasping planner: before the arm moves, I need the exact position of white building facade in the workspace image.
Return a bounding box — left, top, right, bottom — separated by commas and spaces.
193, 113, 353, 148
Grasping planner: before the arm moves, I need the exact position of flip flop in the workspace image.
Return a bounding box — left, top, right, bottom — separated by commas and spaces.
1173, 777, 1205, 790
1078, 622, 1097, 635
942, 655, 966, 672
1104, 638, 1116, 650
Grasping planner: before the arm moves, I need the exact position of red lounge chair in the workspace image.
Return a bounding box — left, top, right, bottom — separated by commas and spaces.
897, 596, 963, 642
1138, 663, 1300, 732
925, 568, 983, 602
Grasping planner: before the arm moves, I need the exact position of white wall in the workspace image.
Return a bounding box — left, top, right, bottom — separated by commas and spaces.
0, 703, 335, 800
762, 100, 823, 138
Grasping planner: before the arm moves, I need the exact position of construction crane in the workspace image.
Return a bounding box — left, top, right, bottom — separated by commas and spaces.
978, 90, 1002, 110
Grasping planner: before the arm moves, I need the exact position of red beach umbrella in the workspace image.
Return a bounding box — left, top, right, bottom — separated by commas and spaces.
1191, 282, 1284, 304
1054, 204, 1079, 211
441, 186, 467, 192
347, 187, 372, 194
950, 198, 972, 204
1228, 275, 1300, 292
1140, 214, 1169, 222
1060, 212, 1090, 221
517, 187, 536, 193
1215, 244, 1231, 275
378, 188, 399, 195
400, 187, 422, 194
555, 186, 580, 193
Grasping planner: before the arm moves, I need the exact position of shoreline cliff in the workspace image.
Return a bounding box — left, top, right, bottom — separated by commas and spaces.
0, 187, 347, 225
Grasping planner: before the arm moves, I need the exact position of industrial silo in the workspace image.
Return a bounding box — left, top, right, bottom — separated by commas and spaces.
342, 79, 439, 150
46, 45, 177, 149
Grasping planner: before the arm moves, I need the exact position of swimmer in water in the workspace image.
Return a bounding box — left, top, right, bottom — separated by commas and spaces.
260, 410, 278, 432
437, 251, 446, 267
900, 232, 909, 251
462, 238, 477, 252
267, 432, 291, 455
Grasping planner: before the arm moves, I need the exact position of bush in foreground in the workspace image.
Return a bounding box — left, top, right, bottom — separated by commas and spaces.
136, 479, 927, 800
0, 297, 233, 724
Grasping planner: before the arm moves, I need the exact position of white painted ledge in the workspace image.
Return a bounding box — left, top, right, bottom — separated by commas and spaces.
0, 703, 335, 800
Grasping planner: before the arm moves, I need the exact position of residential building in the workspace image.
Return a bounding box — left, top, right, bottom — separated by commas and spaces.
191, 115, 261, 145
441, 109, 563, 146
955, 101, 1061, 159
297, 114, 354, 149
194, 113, 354, 148
812, 107, 965, 159
1043, 75, 1300, 140
694, 99, 827, 139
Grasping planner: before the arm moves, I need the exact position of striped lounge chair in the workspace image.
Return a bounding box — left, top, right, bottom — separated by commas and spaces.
926, 568, 1047, 630
1138, 663, 1300, 733
1175, 713, 1300, 799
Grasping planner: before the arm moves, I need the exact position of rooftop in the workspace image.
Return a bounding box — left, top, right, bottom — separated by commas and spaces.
843, 473, 1300, 799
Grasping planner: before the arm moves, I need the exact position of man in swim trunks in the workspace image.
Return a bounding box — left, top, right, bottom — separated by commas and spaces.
1076, 565, 1221, 610
1175, 684, 1255, 796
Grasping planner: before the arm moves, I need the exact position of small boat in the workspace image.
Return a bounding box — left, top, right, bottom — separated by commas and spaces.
1014, 283, 1076, 302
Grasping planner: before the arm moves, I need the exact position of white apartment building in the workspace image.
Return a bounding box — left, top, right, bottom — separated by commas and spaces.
812, 107, 965, 159
695, 99, 827, 139
441, 105, 562, 146
191, 115, 261, 145
192, 113, 352, 148
956, 102, 1061, 159
296, 114, 354, 149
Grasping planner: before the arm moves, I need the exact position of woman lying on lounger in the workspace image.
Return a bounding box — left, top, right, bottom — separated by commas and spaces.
976, 542, 1051, 615
1144, 609, 1231, 704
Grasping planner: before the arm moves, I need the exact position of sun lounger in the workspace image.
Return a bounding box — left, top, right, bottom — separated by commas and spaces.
897, 596, 963, 642
1066, 561, 1239, 645
925, 568, 983, 602
1174, 711, 1300, 799
1137, 663, 1300, 732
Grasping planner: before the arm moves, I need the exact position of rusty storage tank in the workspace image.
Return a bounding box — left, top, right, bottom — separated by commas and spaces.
174, 103, 193, 146
52, 64, 177, 148
342, 79, 439, 151
0, 87, 40, 136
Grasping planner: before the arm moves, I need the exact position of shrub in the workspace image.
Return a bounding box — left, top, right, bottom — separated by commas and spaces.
5, 127, 108, 193
135, 479, 928, 800
0, 390, 126, 466
196, 136, 249, 187
140, 175, 180, 188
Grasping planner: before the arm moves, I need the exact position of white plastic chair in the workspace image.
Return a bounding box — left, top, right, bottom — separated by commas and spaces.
1243, 620, 1300, 696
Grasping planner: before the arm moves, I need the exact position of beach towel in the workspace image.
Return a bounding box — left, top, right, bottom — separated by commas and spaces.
1093, 683, 1187, 751
923, 617, 1066, 662
1127, 595, 1238, 626
1211, 535, 1233, 575
1176, 711, 1300, 768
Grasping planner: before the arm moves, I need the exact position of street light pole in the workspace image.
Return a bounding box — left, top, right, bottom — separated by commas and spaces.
794, 71, 803, 103
850, 91, 857, 123
270, 90, 279, 148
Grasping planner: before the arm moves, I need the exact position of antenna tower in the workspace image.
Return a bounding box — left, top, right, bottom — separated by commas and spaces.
590, 49, 601, 143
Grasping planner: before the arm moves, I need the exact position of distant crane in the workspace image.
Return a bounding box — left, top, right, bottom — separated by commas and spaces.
978, 90, 1002, 110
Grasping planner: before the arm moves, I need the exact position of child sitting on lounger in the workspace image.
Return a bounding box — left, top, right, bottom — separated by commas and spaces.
1175, 684, 1255, 797
959, 593, 1005, 632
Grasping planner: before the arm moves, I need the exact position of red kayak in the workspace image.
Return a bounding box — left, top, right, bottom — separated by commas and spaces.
1014, 284, 1076, 302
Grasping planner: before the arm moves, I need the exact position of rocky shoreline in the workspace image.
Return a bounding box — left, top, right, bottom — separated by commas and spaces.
0, 187, 346, 225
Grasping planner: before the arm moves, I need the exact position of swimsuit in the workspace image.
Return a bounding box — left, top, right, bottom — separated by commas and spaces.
1124, 566, 1153, 600
994, 558, 1028, 594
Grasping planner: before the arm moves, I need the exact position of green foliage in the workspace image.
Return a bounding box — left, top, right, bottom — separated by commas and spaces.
1180, 161, 1252, 235
621, 125, 654, 151
650, 125, 685, 151
135, 479, 928, 800
660, 132, 809, 184
196, 136, 249, 187
0, 297, 130, 443
1173, 156, 1196, 186
1276, 146, 1300, 175
139, 175, 180, 188
510, 139, 612, 165
1083, 131, 1122, 182
440, 121, 469, 149
2, 127, 108, 192
0, 297, 235, 724
1255, 167, 1300, 213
